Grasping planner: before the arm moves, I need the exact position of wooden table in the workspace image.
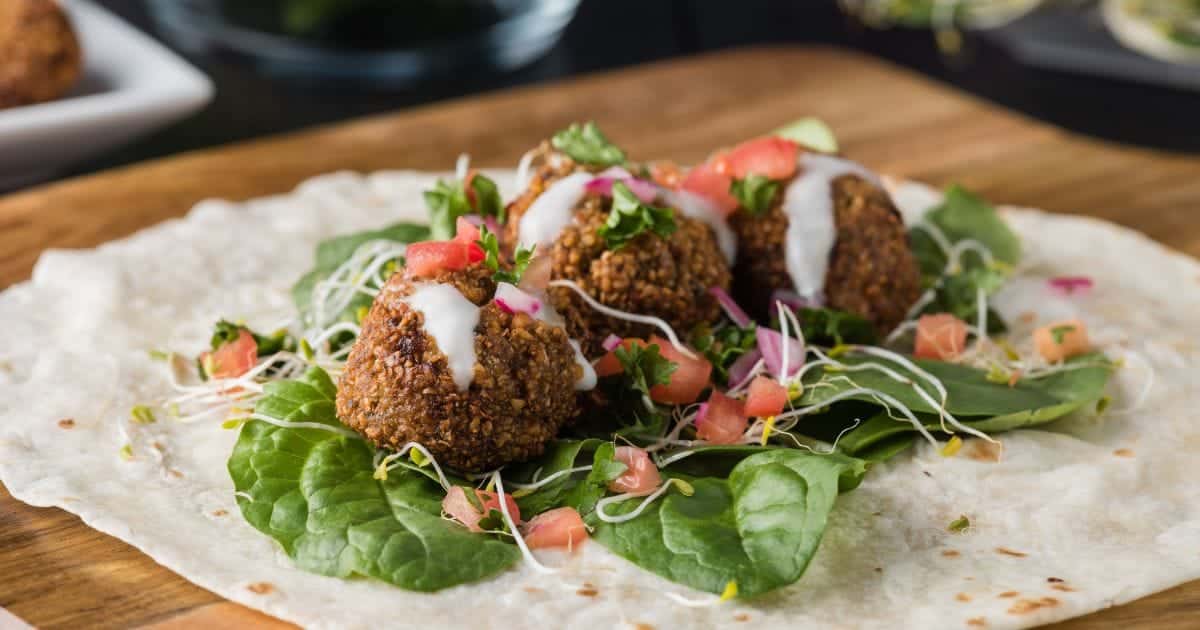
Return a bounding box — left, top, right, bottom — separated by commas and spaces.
2, 46, 1199, 629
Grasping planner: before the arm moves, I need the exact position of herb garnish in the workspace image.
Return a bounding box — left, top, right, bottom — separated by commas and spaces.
476, 225, 535, 285
691, 323, 758, 383
948, 514, 971, 533
1050, 324, 1076, 344
423, 172, 504, 240
730, 174, 779, 215
614, 340, 678, 396
551, 121, 626, 167
209, 320, 294, 356
598, 182, 677, 250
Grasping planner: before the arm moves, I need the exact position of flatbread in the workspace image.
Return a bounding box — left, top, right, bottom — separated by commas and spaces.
2, 170, 1198, 630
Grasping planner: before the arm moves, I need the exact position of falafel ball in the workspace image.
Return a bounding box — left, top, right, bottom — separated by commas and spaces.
335, 264, 585, 472
728, 172, 922, 333
504, 149, 732, 356
0, 0, 81, 109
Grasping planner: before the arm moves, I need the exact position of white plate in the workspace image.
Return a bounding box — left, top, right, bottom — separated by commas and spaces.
0, 0, 213, 189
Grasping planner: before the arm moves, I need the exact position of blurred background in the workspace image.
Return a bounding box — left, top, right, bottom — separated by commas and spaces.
12, 0, 1200, 187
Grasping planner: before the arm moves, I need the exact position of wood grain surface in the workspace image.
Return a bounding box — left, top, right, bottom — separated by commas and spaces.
1, 45, 1198, 629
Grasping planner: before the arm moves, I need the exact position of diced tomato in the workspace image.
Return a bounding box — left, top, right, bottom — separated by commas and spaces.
405, 241, 471, 278
680, 161, 737, 215
594, 337, 643, 377
913, 313, 969, 361
648, 335, 712, 405
744, 375, 788, 417
650, 161, 684, 189
200, 329, 258, 379
442, 486, 522, 533
455, 216, 481, 244
695, 390, 748, 445
453, 218, 486, 263
609, 446, 662, 495
1034, 318, 1090, 363
592, 337, 710, 404
523, 507, 589, 550
714, 136, 799, 181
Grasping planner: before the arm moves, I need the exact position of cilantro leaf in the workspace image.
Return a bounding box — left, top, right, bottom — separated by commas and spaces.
423, 179, 472, 241
598, 182, 677, 250
614, 340, 678, 396
470, 172, 505, 223
1050, 324, 1076, 345
476, 225, 535, 285
691, 323, 758, 384
730, 174, 779, 215
209, 320, 294, 356
209, 320, 244, 351
551, 121, 626, 167
795, 307, 877, 346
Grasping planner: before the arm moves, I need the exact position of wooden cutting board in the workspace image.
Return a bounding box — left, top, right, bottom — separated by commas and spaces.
2, 45, 1199, 629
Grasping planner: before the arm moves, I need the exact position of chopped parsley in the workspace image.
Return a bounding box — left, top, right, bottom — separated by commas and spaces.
1050, 324, 1076, 345
551, 121, 626, 167
614, 340, 678, 397
948, 514, 971, 533
423, 172, 504, 240
691, 322, 758, 383
209, 320, 293, 356
598, 181, 677, 250
470, 173, 504, 223
476, 225, 535, 285
730, 174, 779, 215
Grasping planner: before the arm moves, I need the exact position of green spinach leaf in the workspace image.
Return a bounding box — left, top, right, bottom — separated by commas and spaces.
228, 368, 520, 591
589, 450, 858, 597
831, 354, 1113, 455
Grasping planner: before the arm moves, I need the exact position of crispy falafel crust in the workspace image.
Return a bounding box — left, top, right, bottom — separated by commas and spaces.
335, 265, 583, 472
0, 0, 81, 109
548, 196, 732, 357
728, 174, 922, 333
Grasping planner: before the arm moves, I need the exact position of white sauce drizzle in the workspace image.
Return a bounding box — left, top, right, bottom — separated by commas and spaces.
665, 189, 737, 264
516, 171, 594, 250
782, 153, 882, 298
532, 298, 596, 391
568, 339, 597, 391
403, 283, 480, 391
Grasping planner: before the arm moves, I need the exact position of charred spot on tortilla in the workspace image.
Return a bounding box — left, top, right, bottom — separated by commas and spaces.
1007, 597, 1059, 615
336, 263, 593, 472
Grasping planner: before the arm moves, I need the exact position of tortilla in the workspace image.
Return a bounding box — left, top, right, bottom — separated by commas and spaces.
2, 169, 1198, 629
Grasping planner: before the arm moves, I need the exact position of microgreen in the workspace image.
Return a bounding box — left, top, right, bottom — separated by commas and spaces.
130, 405, 157, 425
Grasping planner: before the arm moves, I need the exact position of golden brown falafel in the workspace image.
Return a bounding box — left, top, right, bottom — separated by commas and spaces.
335, 264, 584, 472
728, 173, 921, 333
547, 195, 732, 357
0, 0, 81, 109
